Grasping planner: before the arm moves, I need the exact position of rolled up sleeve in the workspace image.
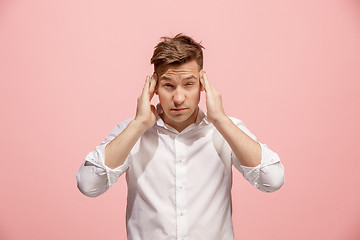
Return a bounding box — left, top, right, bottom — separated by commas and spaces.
76, 119, 132, 197
233, 142, 285, 192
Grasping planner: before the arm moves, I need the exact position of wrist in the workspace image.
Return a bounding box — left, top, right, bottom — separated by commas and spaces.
132, 118, 152, 133
211, 114, 230, 128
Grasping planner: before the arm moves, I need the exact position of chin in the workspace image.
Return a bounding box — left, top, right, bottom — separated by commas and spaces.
162, 106, 198, 124
167, 113, 189, 121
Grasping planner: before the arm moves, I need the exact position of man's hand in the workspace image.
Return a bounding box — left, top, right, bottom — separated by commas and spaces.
200, 70, 227, 125
134, 74, 157, 130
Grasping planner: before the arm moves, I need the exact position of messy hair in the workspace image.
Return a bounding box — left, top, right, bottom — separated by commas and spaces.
150, 33, 205, 76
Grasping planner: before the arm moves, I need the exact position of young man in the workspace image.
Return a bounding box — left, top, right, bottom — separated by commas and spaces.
76, 33, 285, 240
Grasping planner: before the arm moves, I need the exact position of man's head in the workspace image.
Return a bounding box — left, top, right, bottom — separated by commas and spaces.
150, 33, 205, 77
150, 33, 205, 132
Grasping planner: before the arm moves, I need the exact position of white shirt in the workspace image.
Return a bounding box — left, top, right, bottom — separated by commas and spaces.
76, 106, 285, 240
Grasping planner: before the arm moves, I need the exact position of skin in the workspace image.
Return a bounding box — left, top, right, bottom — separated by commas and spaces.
155, 60, 203, 132
104, 59, 261, 169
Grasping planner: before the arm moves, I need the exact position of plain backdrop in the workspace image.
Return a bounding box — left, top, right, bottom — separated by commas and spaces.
1, 0, 360, 239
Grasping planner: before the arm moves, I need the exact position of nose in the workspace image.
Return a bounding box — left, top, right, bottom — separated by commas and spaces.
173, 89, 185, 106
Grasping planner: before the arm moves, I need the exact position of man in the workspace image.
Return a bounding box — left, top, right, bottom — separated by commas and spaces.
76, 33, 285, 240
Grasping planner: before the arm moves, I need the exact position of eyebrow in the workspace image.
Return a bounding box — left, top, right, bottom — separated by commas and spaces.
159, 75, 197, 81
184, 75, 197, 80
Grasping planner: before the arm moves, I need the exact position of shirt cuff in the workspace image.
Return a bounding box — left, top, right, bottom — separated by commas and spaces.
232, 142, 282, 190
84, 141, 129, 188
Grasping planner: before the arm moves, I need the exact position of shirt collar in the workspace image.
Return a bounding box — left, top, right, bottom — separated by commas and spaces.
155, 103, 210, 131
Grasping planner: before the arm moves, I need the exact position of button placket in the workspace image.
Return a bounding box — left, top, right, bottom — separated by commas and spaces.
174, 135, 189, 239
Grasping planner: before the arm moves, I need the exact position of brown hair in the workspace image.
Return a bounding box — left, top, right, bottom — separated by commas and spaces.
150, 33, 205, 77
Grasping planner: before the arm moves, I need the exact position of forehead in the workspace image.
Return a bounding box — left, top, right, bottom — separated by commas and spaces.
158, 60, 200, 79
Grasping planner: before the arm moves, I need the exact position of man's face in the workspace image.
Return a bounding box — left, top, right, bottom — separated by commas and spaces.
156, 59, 203, 132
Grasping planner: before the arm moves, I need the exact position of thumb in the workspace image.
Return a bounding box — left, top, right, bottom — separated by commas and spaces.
150, 104, 156, 114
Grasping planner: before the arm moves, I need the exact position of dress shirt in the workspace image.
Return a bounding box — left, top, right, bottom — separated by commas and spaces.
76, 105, 285, 240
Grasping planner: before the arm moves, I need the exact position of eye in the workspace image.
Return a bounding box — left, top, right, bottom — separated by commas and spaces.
185, 82, 194, 86
164, 83, 174, 88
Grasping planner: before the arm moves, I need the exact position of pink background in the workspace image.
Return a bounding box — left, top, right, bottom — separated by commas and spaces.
1, 0, 360, 239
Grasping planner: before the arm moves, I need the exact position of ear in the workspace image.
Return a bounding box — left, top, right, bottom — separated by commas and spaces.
153, 72, 159, 95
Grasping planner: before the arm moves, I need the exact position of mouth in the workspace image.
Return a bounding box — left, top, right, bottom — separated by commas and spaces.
171, 108, 188, 112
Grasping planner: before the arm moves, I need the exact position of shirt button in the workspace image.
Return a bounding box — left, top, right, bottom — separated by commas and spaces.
177, 157, 183, 163
180, 211, 184, 216
179, 185, 184, 190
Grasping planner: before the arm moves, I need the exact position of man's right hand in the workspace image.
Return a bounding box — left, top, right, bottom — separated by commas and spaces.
134, 74, 157, 130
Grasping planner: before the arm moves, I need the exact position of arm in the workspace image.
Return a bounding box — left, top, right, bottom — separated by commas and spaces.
212, 116, 261, 167
76, 74, 157, 197
199, 71, 260, 167
105, 74, 157, 169
200, 71, 284, 192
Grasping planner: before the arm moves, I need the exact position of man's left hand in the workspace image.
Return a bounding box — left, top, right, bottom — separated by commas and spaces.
200, 70, 228, 125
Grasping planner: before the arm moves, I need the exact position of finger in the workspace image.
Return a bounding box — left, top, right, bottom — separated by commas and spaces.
202, 72, 213, 94
143, 75, 150, 90
199, 71, 205, 91
143, 75, 150, 93
150, 104, 156, 114
149, 75, 156, 92
141, 76, 151, 100
203, 73, 221, 98
152, 72, 158, 80
153, 72, 159, 94
200, 70, 209, 92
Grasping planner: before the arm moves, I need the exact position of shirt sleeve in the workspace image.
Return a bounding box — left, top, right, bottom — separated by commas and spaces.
229, 117, 285, 193
76, 119, 133, 197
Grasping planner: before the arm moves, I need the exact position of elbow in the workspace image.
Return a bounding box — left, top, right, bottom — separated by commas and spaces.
258, 177, 285, 193
77, 180, 103, 198
76, 166, 107, 198
257, 163, 285, 193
